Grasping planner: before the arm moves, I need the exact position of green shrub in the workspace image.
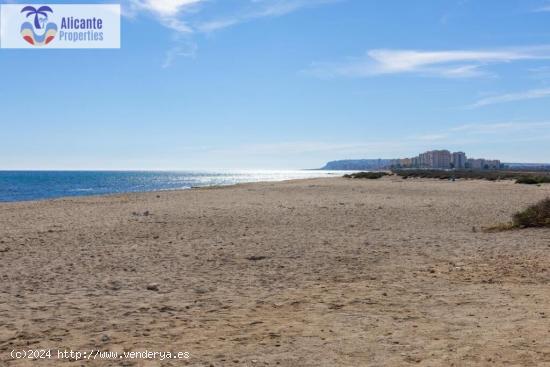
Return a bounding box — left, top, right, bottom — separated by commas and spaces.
344, 171, 389, 179
515, 176, 550, 185
515, 177, 541, 185
512, 198, 550, 228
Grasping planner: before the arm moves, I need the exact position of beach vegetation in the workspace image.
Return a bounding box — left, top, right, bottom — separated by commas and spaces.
485, 198, 550, 231
515, 176, 550, 185
512, 198, 550, 228
343, 172, 389, 179
393, 169, 550, 184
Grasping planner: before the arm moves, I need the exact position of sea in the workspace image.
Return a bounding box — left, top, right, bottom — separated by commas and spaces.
0, 170, 345, 202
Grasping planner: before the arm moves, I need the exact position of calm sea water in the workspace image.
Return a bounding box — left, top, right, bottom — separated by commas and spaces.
0, 170, 345, 202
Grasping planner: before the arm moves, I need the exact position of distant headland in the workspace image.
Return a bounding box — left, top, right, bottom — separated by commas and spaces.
320, 149, 550, 171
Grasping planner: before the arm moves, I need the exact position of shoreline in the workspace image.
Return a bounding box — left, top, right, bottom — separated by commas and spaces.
0, 171, 345, 204
0, 176, 338, 205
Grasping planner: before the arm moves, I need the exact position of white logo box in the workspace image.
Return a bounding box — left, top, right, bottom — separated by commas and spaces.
1, 4, 120, 49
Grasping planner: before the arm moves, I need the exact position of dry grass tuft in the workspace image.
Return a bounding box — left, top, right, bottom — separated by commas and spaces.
485, 198, 550, 231
512, 198, 550, 228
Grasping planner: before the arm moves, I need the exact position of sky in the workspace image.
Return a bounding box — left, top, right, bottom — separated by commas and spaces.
1, 0, 550, 170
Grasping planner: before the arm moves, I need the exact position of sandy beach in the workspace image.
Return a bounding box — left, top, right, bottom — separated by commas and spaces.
1, 176, 549, 366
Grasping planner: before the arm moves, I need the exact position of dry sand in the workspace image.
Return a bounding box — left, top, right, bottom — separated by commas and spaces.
1, 177, 549, 366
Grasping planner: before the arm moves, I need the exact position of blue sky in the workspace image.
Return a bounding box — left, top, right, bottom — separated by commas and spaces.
1, 0, 550, 169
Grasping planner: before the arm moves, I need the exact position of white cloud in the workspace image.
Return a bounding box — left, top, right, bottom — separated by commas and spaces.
162, 41, 198, 68
197, 0, 341, 32
126, 0, 341, 66
128, 0, 339, 33
528, 66, 550, 79
413, 133, 450, 141
469, 88, 550, 108
209, 140, 410, 158
128, 0, 204, 32
209, 121, 550, 159
534, 4, 550, 12
132, 0, 203, 16
304, 46, 550, 78
450, 121, 550, 134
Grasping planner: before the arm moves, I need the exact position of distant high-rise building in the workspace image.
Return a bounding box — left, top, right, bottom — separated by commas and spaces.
391, 149, 500, 171
419, 151, 433, 168
400, 158, 412, 168
485, 160, 501, 169
452, 152, 467, 169
465, 158, 501, 170
467, 158, 485, 170
417, 150, 451, 169
389, 159, 401, 168
431, 150, 451, 169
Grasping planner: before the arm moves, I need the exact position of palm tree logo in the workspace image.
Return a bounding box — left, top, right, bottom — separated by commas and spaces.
21, 6, 53, 30
19, 5, 58, 46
